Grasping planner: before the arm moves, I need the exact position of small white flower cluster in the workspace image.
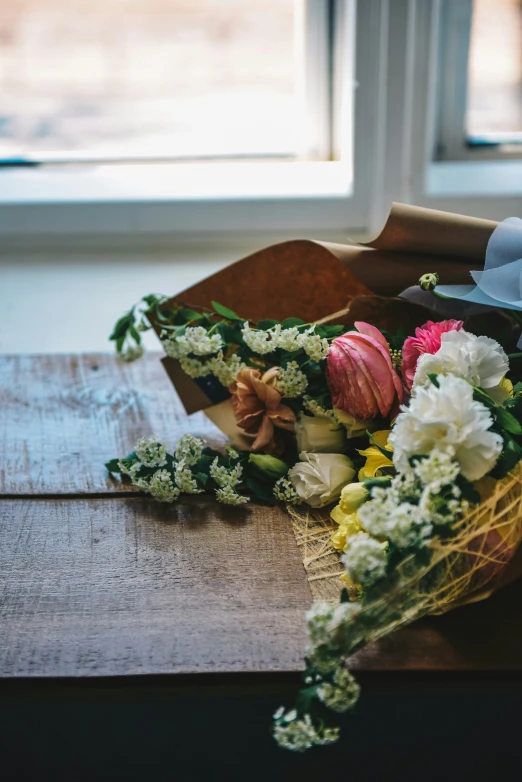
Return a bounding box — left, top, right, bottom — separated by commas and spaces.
241, 322, 330, 361
175, 435, 204, 466
118, 459, 150, 490
412, 450, 460, 494
209, 456, 249, 505
241, 323, 276, 354
215, 485, 250, 506
174, 351, 246, 387
174, 459, 204, 494
135, 436, 167, 468
316, 665, 361, 713
275, 362, 308, 397
357, 448, 466, 553
162, 326, 224, 359
178, 357, 210, 378
301, 331, 330, 362
273, 709, 339, 753
148, 469, 180, 502
273, 477, 300, 504
306, 600, 361, 657
209, 457, 243, 487
302, 396, 337, 421
210, 353, 246, 387
341, 532, 388, 587
359, 478, 435, 551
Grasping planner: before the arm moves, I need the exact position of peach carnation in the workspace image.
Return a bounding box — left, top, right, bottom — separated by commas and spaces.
230, 367, 296, 453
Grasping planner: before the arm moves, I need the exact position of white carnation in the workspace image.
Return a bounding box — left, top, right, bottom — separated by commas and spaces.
413, 329, 508, 390
390, 374, 503, 481
289, 453, 355, 508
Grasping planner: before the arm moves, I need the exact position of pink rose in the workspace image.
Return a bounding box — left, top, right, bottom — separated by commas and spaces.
401, 319, 463, 390
326, 322, 403, 420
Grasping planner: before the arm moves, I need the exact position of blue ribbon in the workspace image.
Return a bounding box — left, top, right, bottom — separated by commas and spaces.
436, 216, 522, 311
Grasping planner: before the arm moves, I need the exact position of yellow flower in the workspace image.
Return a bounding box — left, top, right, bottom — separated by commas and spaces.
330, 505, 362, 551
339, 482, 369, 514
357, 429, 394, 480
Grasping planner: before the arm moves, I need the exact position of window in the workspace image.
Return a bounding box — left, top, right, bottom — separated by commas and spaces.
1, 1, 520, 242
0, 0, 335, 164
1, 0, 368, 238
436, 0, 522, 160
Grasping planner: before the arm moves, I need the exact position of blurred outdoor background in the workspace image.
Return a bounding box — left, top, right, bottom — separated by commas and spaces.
0, 0, 521, 354
0, 0, 520, 163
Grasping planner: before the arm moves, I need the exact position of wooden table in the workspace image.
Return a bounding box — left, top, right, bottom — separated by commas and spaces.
1, 354, 522, 781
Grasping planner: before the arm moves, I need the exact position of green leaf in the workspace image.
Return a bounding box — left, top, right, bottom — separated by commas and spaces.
211, 301, 244, 321
315, 324, 344, 339
362, 476, 392, 491
179, 308, 205, 322
129, 326, 141, 346
427, 373, 440, 388
496, 406, 522, 435
105, 458, 122, 473
256, 319, 279, 331
215, 321, 244, 346
109, 311, 133, 341
340, 587, 350, 604
281, 317, 306, 329
492, 433, 522, 479
245, 476, 275, 505
456, 476, 481, 506
473, 387, 496, 409
142, 294, 167, 308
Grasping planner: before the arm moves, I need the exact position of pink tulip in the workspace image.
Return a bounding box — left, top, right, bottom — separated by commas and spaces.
401, 319, 463, 390
326, 322, 403, 420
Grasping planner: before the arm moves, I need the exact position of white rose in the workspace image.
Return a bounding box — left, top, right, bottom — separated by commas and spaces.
390, 373, 503, 482
289, 453, 355, 508
295, 413, 346, 453
413, 329, 509, 390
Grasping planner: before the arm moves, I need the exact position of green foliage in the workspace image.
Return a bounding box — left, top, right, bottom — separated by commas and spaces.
109, 293, 167, 359
495, 406, 522, 435
105, 458, 122, 473
211, 301, 244, 321
491, 433, 522, 479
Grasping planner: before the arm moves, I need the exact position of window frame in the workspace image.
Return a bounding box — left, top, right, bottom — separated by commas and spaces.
435, 0, 522, 163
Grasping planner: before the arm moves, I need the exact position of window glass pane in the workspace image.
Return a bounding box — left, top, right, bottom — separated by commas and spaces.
467, 0, 522, 141
0, 0, 315, 162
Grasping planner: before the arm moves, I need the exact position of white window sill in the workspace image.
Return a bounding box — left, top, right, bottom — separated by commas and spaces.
0, 160, 352, 203
0, 160, 362, 241
427, 160, 522, 198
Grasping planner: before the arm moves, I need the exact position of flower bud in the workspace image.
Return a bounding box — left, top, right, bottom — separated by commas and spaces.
418, 272, 439, 292
248, 453, 288, 481
339, 482, 369, 514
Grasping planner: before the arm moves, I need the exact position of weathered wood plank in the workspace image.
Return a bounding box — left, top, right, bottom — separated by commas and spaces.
0, 353, 226, 495
2, 494, 522, 679
0, 497, 312, 677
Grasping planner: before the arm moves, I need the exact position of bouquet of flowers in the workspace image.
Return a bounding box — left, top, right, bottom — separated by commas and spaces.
106, 204, 522, 752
